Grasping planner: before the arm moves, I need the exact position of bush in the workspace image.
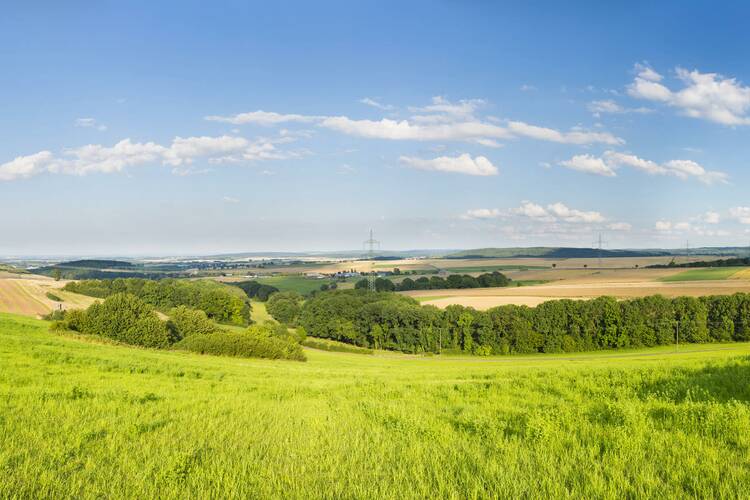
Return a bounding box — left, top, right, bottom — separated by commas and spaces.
266, 291, 303, 325
46, 292, 62, 302
173, 326, 306, 361
302, 337, 373, 355
80, 293, 175, 348
169, 306, 219, 338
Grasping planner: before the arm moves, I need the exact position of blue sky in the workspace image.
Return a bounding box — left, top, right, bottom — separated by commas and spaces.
2, 1, 750, 256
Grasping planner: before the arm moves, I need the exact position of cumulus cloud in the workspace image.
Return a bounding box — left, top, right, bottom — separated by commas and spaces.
0, 134, 298, 182
222, 196, 240, 203
399, 153, 498, 176
0, 151, 55, 182
730, 207, 750, 224
628, 64, 750, 125
462, 201, 616, 227
460, 208, 503, 220
559, 154, 616, 177
506, 121, 623, 145
703, 211, 721, 224
558, 150, 728, 184
655, 220, 672, 232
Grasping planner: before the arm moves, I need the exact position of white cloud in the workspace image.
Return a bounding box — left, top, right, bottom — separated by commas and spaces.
210, 97, 624, 146
0, 151, 55, 181
546, 202, 605, 223
607, 222, 632, 231
703, 211, 721, 224
204, 110, 320, 126
729, 207, 750, 224
520, 84, 536, 92
409, 96, 485, 118
463, 201, 607, 226
400, 153, 498, 176
461, 208, 504, 220
587, 99, 652, 116
0, 134, 299, 182
75, 118, 107, 131
558, 150, 728, 184
359, 97, 394, 111
222, 196, 240, 203
514, 201, 550, 219
628, 64, 750, 125
507, 121, 623, 145
321, 116, 513, 142
559, 154, 616, 177
655, 220, 672, 231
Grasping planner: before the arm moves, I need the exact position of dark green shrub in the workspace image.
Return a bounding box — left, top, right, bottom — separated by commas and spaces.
169, 306, 219, 338
172, 327, 306, 361
82, 293, 174, 348
45, 292, 62, 302
302, 337, 373, 354
266, 291, 303, 325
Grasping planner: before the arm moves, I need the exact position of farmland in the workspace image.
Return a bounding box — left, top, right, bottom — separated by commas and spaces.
1, 311, 749, 498
0, 275, 97, 317
660, 267, 748, 282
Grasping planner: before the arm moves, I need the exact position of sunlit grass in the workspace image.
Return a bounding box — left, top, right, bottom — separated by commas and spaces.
1, 311, 749, 498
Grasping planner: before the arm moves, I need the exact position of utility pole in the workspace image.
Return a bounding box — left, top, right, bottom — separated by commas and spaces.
362, 228, 380, 292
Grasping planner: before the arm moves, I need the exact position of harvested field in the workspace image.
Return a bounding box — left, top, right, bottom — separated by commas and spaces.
406, 277, 750, 310
0, 276, 97, 317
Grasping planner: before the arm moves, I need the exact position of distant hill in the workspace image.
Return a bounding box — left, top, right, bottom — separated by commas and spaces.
55, 259, 134, 269
445, 247, 671, 259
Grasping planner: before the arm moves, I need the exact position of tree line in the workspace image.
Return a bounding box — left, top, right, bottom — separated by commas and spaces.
63, 278, 251, 325
649, 257, 750, 268
295, 290, 750, 355
354, 271, 511, 292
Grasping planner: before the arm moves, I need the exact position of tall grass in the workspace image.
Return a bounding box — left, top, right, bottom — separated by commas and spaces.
1, 312, 749, 498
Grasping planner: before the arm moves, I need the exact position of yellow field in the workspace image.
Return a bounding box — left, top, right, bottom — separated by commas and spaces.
0, 276, 97, 318
731, 268, 750, 280
403, 266, 750, 310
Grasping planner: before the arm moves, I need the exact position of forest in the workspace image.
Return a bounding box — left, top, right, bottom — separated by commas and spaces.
295, 290, 750, 355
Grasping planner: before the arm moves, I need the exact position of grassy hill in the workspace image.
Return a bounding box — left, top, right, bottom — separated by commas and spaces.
2, 312, 750, 497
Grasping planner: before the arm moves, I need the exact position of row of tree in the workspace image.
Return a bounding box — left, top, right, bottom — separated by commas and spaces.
297, 290, 750, 355
649, 257, 750, 268
63, 278, 251, 325
354, 271, 511, 292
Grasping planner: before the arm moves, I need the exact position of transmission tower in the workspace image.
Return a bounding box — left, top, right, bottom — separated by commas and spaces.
592, 232, 607, 268
362, 228, 380, 291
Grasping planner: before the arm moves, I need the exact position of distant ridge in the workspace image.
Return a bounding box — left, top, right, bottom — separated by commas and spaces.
445, 247, 671, 259
445, 246, 749, 259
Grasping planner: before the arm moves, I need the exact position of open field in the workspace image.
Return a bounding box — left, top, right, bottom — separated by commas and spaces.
0, 276, 97, 317
661, 267, 749, 282
249, 300, 277, 324
406, 267, 750, 309
1, 312, 750, 497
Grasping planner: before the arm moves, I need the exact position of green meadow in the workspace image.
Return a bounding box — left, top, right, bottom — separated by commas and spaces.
660, 267, 746, 282
255, 275, 332, 295
1, 311, 749, 498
